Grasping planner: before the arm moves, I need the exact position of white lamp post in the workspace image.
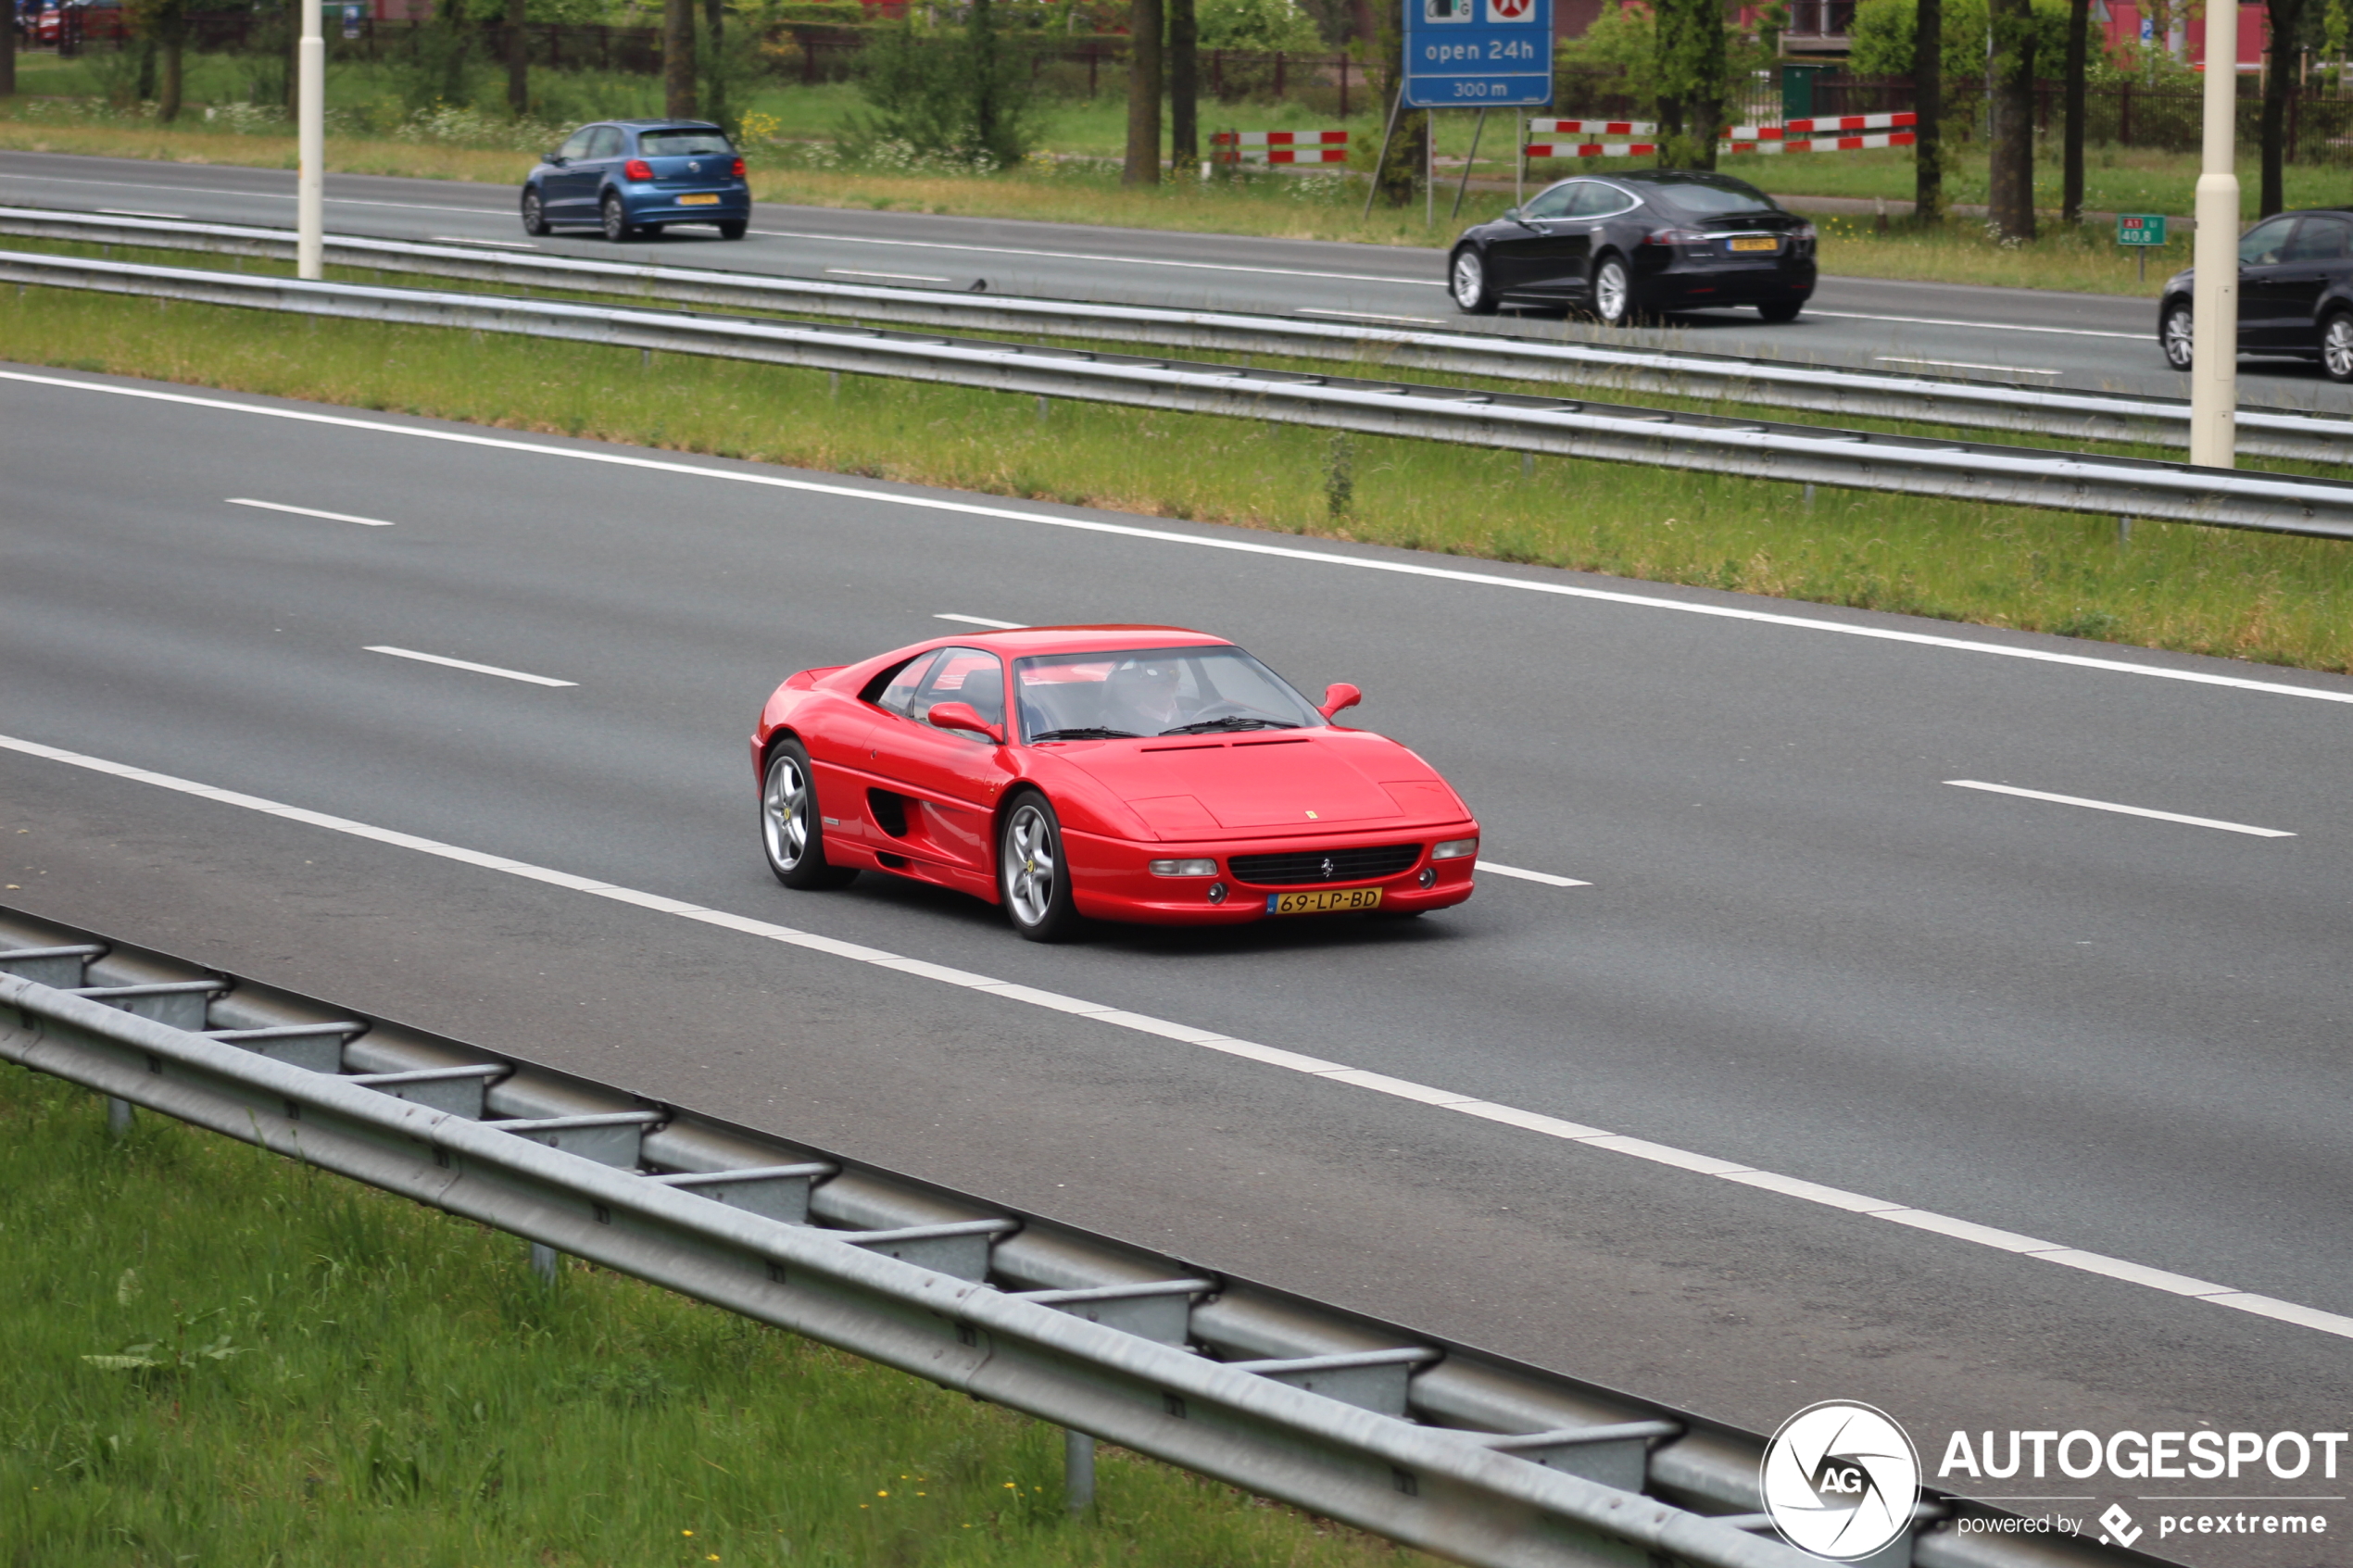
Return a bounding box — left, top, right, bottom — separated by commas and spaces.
297, 0, 324, 281
2188, 0, 2239, 467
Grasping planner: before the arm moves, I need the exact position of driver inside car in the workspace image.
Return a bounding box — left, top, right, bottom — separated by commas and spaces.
1102, 658, 1196, 734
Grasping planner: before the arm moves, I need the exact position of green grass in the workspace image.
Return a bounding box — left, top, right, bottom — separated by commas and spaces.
0, 1061, 1428, 1567
5, 275, 2348, 672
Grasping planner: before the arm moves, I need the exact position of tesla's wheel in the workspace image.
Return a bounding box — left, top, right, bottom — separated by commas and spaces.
600, 193, 638, 243
521, 188, 550, 237
1592, 255, 1636, 328
761, 741, 857, 890
2322, 310, 2353, 384
2161, 299, 2196, 371
999, 793, 1080, 943
719, 220, 748, 241
1449, 246, 1498, 314
1756, 298, 1804, 323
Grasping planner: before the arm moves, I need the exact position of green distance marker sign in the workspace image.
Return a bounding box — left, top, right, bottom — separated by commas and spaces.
2118, 213, 2168, 245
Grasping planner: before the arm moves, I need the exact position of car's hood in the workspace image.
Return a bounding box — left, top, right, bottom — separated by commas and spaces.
1056, 730, 1469, 838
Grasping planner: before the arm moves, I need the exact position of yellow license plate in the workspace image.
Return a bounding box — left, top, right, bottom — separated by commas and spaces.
678, 194, 721, 206
1729, 236, 1778, 252
1268, 887, 1384, 915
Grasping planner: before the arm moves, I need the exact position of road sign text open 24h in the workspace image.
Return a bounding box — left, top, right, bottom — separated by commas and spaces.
1404, 0, 1554, 107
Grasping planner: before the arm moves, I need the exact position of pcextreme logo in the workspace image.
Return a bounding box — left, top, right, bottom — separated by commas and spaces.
1760, 1401, 1922, 1562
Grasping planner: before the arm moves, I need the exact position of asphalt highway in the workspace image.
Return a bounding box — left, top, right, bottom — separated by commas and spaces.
2, 365, 2347, 1566
7, 146, 2352, 413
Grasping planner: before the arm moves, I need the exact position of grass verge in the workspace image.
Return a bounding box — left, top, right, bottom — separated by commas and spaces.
5, 279, 2349, 673
0, 1061, 1427, 1567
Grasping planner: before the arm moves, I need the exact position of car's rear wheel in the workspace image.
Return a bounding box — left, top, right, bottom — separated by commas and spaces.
2161, 299, 2196, 370
1756, 298, 1804, 323
1450, 246, 1498, 314
719, 220, 748, 241
999, 794, 1080, 942
601, 193, 639, 243
520, 188, 550, 237
761, 741, 857, 890
1592, 255, 1636, 328
2322, 310, 2353, 383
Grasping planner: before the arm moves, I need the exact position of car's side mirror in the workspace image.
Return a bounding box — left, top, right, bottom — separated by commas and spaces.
927, 701, 1003, 743
547, 153, 568, 166
1502, 206, 1520, 221
1317, 683, 1362, 719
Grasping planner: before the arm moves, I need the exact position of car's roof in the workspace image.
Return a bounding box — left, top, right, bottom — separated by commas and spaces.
918, 624, 1233, 657
605, 119, 725, 132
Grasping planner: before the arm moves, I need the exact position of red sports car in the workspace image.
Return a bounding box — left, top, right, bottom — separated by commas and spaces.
749, 625, 1480, 940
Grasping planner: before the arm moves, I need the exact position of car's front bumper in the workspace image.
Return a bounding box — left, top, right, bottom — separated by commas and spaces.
1063, 825, 1479, 925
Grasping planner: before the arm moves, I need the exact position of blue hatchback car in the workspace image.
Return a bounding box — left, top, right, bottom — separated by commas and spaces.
522, 119, 750, 243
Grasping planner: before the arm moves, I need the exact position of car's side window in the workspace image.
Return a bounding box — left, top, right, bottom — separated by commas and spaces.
912, 647, 1006, 732
585, 125, 623, 160
1521, 182, 1579, 221
866, 651, 939, 715
557, 128, 595, 161
1567, 182, 1629, 219
2239, 216, 2297, 267
2284, 216, 2353, 263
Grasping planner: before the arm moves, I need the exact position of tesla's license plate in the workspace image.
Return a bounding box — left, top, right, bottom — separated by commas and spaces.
1268, 887, 1384, 915
678, 194, 721, 206
1729, 236, 1778, 252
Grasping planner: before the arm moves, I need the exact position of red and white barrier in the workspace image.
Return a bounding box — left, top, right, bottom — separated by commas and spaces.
1720, 131, 1917, 155
1212, 131, 1350, 164
1720, 111, 1916, 140
1526, 119, 1657, 136
1523, 141, 1659, 158
1524, 109, 1917, 161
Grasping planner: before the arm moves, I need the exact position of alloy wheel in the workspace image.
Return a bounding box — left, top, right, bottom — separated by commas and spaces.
1002, 802, 1058, 928
1451, 249, 1489, 312
1594, 258, 1630, 326
761, 752, 810, 872
2324, 314, 2353, 383
2163, 304, 2196, 370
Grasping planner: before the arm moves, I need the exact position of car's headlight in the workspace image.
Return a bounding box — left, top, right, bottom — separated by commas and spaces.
1430, 838, 1478, 860
1149, 858, 1218, 877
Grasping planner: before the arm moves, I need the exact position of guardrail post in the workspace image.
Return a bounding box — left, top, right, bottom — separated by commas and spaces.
531, 1241, 560, 1282
107, 1096, 134, 1136
1064, 1428, 1096, 1512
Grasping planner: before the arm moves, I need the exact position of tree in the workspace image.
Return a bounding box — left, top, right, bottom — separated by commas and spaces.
1653, 0, 1726, 169
2060, 0, 2087, 220
508, 0, 529, 116
665, 0, 697, 119
1915, 0, 1944, 220
1126, 0, 1164, 183
1367, 4, 1425, 205
123, 0, 190, 120
1168, 0, 1198, 172
1986, 0, 2036, 238
2260, 0, 2309, 216
2, 0, 16, 101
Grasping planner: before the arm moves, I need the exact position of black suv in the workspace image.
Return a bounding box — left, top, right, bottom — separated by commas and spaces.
1446, 169, 1817, 326
2159, 207, 2353, 382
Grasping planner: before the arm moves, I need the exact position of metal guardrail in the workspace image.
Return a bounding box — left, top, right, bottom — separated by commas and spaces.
9, 245, 2353, 539
4, 205, 2348, 465
0, 908, 2160, 1568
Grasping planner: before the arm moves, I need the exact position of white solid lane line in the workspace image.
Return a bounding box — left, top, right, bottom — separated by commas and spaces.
0, 172, 491, 215
364, 646, 576, 687
936, 613, 1027, 629
1945, 780, 2295, 838
13, 370, 2353, 709
1810, 308, 2145, 340
96, 207, 187, 220
2, 728, 2345, 1344
753, 227, 1447, 286
429, 235, 536, 249
226, 497, 396, 528
1476, 860, 1592, 887
1297, 307, 1446, 325
827, 268, 952, 283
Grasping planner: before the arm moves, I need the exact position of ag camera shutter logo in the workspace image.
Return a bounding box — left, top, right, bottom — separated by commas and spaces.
1761, 1401, 1921, 1562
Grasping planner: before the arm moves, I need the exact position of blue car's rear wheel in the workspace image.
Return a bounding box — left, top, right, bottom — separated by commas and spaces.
719, 220, 748, 241
600, 193, 640, 243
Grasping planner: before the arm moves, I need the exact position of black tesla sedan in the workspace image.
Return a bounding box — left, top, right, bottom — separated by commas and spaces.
1447, 169, 1817, 325
2158, 207, 2353, 383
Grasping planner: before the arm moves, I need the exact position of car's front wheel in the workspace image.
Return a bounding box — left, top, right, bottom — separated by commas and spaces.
2322, 310, 2353, 383
761, 741, 857, 890
601, 193, 639, 243
1450, 246, 1498, 314
2161, 299, 2196, 370
1592, 254, 1636, 328
999, 794, 1080, 942
521, 188, 550, 237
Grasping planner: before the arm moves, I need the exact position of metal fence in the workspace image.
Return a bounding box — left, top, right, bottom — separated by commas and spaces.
0, 905, 2158, 1568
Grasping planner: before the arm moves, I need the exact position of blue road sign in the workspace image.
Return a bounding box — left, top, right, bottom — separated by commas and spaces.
1403, 0, 1554, 109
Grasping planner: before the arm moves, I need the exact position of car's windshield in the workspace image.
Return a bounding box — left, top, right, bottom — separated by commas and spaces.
640, 130, 734, 157
1645, 178, 1780, 220
1014, 646, 1326, 743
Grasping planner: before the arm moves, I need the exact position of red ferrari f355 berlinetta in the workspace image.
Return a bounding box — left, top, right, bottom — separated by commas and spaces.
750, 625, 1480, 941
